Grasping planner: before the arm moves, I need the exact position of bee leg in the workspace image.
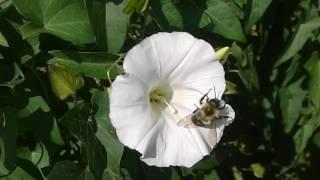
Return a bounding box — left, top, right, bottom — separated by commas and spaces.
193, 104, 200, 113
216, 115, 231, 119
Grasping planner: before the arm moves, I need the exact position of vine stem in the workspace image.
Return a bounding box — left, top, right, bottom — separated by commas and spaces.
107, 54, 125, 85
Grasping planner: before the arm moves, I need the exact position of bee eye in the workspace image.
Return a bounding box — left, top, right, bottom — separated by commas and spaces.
219, 100, 226, 109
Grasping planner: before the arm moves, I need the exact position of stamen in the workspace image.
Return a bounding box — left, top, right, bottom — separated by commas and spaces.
162, 98, 177, 114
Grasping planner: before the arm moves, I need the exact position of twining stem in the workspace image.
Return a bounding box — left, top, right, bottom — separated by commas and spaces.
107, 54, 125, 85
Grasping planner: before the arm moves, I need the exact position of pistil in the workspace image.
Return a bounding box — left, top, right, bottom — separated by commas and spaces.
150, 92, 177, 114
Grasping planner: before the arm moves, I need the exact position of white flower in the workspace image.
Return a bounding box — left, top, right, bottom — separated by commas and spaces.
109, 32, 235, 167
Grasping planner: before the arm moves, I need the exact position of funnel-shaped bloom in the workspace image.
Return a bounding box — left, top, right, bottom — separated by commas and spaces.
109, 32, 235, 167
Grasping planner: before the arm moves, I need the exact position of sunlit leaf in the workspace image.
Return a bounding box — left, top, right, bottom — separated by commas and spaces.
123, 0, 149, 15
0, 32, 9, 47
216, 46, 230, 61
204, 0, 246, 42
279, 78, 306, 133
48, 64, 84, 100
294, 112, 320, 156
86, 0, 128, 53
281, 55, 300, 87
304, 52, 320, 108
225, 81, 238, 95
91, 89, 124, 179
150, 0, 246, 42
244, 0, 272, 33
250, 163, 265, 178
275, 17, 320, 66
31, 143, 49, 168
12, 0, 94, 45
232, 166, 243, 180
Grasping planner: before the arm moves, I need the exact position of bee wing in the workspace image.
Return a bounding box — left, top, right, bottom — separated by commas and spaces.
177, 114, 197, 128
208, 121, 218, 146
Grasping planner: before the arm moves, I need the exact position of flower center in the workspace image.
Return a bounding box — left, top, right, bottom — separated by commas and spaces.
149, 82, 177, 114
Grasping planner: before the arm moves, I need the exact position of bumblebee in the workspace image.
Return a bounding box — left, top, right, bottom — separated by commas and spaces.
177, 89, 229, 146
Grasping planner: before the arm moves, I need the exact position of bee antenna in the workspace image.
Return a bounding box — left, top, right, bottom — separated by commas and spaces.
213, 86, 217, 98
217, 91, 221, 99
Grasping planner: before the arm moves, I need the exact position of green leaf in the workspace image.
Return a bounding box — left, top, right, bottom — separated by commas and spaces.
48, 64, 84, 100
281, 55, 300, 87
47, 160, 94, 180
150, 0, 246, 42
250, 163, 265, 178
1, 166, 35, 180
204, 169, 220, 180
59, 101, 107, 180
0, 138, 9, 175
0, 63, 25, 89
19, 23, 44, 40
18, 96, 50, 118
86, 0, 128, 53
12, 0, 95, 45
232, 166, 243, 180
275, 17, 320, 66
0, 108, 18, 171
91, 89, 124, 179
312, 130, 320, 149
31, 143, 50, 168
233, 45, 259, 92
182, 155, 218, 176
204, 0, 246, 42
14, 143, 49, 178
0, 0, 13, 13
123, 0, 149, 15
279, 78, 306, 133
48, 51, 122, 79
59, 101, 92, 142
244, 0, 272, 33
294, 112, 320, 156
17, 95, 63, 156
50, 120, 65, 146
304, 52, 320, 108
225, 81, 238, 95
170, 168, 180, 180
0, 32, 9, 47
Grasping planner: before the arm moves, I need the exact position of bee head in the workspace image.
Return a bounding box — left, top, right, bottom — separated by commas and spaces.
208, 99, 225, 110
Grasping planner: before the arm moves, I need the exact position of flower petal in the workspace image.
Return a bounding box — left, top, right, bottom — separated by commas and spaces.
123, 36, 161, 86
139, 112, 211, 167
110, 74, 147, 107
150, 32, 225, 98
149, 32, 197, 79
110, 74, 159, 148
215, 104, 235, 142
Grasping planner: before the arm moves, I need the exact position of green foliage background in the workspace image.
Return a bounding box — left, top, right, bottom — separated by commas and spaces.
0, 0, 320, 179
